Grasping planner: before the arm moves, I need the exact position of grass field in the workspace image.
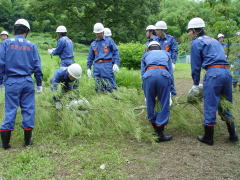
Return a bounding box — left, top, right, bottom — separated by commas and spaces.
0, 34, 239, 179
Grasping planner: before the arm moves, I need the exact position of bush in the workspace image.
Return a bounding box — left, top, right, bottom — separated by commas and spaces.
118, 42, 145, 70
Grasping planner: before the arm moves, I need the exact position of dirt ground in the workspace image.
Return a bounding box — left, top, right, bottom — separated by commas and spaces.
121, 78, 240, 180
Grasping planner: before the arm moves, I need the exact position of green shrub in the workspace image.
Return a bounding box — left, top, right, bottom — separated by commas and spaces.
118, 42, 145, 69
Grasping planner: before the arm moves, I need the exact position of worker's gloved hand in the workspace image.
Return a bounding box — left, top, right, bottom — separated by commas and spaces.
48, 48, 55, 54
36, 86, 43, 93
112, 64, 119, 73
188, 85, 200, 95
169, 93, 173, 106
0, 85, 4, 93
55, 101, 63, 110
172, 63, 175, 72
230, 64, 234, 69
87, 69, 92, 78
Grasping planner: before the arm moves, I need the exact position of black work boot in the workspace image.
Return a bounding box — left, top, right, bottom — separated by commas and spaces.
197, 126, 214, 145
226, 121, 239, 142
24, 129, 33, 146
151, 122, 158, 135
0, 130, 11, 150
155, 125, 172, 142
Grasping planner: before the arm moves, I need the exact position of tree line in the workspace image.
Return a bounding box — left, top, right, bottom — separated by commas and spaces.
0, 0, 240, 45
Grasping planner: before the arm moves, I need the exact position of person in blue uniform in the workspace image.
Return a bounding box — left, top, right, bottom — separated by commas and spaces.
155, 21, 177, 96
231, 53, 240, 91
87, 23, 120, 92
187, 17, 238, 145
145, 25, 158, 50
1, 31, 8, 41
48, 26, 74, 67
217, 33, 227, 49
0, 19, 43, 149
141, 41, 173, 142
51, 63, 82, 93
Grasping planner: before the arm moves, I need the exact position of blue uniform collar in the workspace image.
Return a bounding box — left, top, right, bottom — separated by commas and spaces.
96, 36, 106, 41
15, 35, 26, 39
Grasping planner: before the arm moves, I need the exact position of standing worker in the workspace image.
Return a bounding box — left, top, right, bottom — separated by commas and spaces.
145, 25, 158, 50
187, 17, 238, 145
217, 33, 227, 49
87, 23, 120, 92
104, 28, 112, 37
1, 31, 8, 41
0, 19, 43, 149
155, 21, 177, 96
141, 41, 173, 142
231, 53, 240, 91
48, 26, 74, 67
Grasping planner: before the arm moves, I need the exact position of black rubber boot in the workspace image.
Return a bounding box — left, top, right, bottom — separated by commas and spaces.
226, 121, 239, 142
24, 129, 33, 146
197, 126, 214, 145
0, 131, 11, 150
151, 122, 158, 135
155, 125, 172, 142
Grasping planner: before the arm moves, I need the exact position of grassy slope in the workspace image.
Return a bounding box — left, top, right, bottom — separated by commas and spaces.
0, 34, 239, 179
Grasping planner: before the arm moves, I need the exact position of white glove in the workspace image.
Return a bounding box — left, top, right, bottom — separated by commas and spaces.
87, 69, 92, 78
169, 93, 172, 106
113, 64, 119, 73
172, 63, 175, 72
0, 85, 4, 93
36, 86, 43, 93
48, 48, 55, 54
188, 85, 200, 95
230, 64, 234, 69
55, 101, 63, 110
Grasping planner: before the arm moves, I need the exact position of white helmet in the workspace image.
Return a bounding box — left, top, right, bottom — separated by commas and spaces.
146, 25, 156, 31
56, 25, 67, 33
14, 19, 30, 30
104, 28, 112, 36
217, 33, 224, 38
155, 21, 167, 30
67, 63, 82, 79
187, 17, 205, 30
148, 41, 160, 48
1, 31, 8, 36
93, 23, 104, 33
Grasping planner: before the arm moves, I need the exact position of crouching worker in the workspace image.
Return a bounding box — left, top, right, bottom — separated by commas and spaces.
51, 63, 82, 108
141, 41, 174, 142
0, 19, 43, 149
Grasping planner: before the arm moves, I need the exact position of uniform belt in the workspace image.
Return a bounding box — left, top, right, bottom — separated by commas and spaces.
146, 65, 167, 71
206, 65, 229, 69
95, 59, 112, 63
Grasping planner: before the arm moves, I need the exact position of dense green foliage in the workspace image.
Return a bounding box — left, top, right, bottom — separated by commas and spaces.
118, 42, 145, 69
1, 0, 240, 45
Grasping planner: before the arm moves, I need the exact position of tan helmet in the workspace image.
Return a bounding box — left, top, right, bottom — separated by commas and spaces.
67, 63, 82, 79
93, 23, 104, 33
